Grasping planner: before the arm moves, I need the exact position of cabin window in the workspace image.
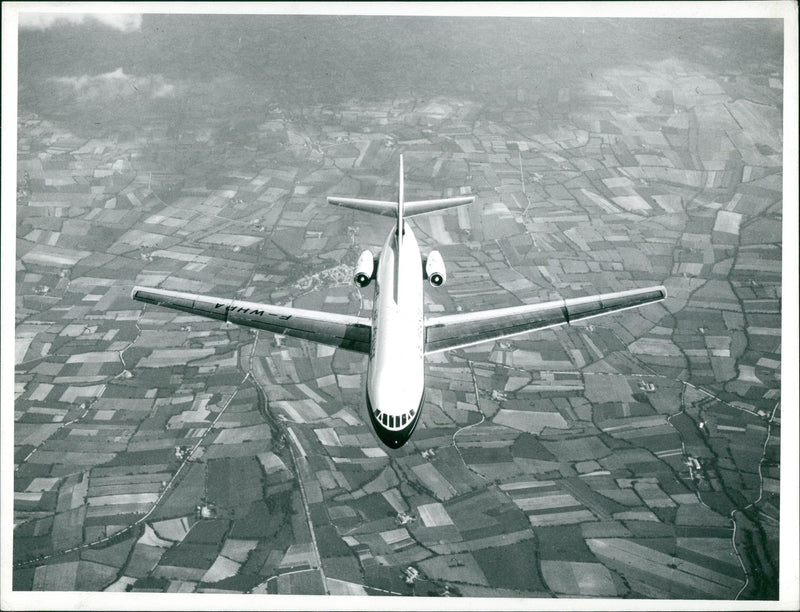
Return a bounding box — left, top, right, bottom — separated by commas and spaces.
410, 408, 416, 418
402, 414, 407, 425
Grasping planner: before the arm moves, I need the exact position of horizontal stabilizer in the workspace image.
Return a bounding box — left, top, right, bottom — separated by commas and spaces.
328, 195, 473, 218
326, 197, 398, 217
404, 196, 474, 216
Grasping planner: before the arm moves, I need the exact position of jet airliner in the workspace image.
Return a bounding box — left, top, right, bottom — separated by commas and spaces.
132, 156, 666, 448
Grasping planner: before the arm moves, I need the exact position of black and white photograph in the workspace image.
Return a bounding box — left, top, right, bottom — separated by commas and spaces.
2, 2, 797, 610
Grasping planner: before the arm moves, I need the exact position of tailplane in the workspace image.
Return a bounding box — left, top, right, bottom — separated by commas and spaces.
327, 155, 475, 222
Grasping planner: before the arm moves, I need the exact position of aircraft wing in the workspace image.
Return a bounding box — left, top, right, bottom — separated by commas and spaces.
424, 286, 666, 354
131, 286, 372, 353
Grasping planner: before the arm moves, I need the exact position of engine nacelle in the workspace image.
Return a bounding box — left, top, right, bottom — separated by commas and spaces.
425, 250, 446, 287
353, 250, 375, 287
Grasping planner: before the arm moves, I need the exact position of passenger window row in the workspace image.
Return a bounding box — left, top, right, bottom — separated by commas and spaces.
374, 407, 416, 429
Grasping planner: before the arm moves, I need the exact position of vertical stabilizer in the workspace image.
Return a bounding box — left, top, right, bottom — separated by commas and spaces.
397, 154, 404, 246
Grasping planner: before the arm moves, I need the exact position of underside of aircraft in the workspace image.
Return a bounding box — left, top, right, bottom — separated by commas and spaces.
132, 156, 666, 448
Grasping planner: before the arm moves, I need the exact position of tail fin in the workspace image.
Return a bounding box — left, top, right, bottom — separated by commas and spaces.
397, 155, 405, 246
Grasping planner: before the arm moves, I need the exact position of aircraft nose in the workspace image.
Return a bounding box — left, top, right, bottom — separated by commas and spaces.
366, 391, 422, 450
379, 429, 410, 450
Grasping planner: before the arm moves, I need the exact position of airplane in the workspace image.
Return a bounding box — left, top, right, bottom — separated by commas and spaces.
132, 155, 666, 449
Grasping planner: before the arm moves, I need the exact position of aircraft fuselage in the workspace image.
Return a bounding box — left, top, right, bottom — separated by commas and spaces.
365, 222, 425, 448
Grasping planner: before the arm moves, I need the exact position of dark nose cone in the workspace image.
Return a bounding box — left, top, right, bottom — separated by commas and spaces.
379, 429, 411, 449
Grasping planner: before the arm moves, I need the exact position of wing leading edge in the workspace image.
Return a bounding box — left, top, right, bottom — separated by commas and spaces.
131, 287, 372, 353
424, 285, 667, 355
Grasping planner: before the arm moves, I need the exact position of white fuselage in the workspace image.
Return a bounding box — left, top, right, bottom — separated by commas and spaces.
365, 221, 425, 448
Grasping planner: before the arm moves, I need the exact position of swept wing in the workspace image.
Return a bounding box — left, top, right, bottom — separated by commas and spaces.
424, 286, 666, 354
131, 287, 372, 353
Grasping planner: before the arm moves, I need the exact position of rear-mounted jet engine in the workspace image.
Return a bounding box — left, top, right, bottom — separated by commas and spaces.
425, 250, 446, 287
354, 250, 375, 287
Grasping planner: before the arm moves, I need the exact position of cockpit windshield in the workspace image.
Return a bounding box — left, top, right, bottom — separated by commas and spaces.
375, 406, 417, 430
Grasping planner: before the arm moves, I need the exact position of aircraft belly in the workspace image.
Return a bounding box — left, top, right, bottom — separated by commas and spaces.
367, 224, 424, 418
